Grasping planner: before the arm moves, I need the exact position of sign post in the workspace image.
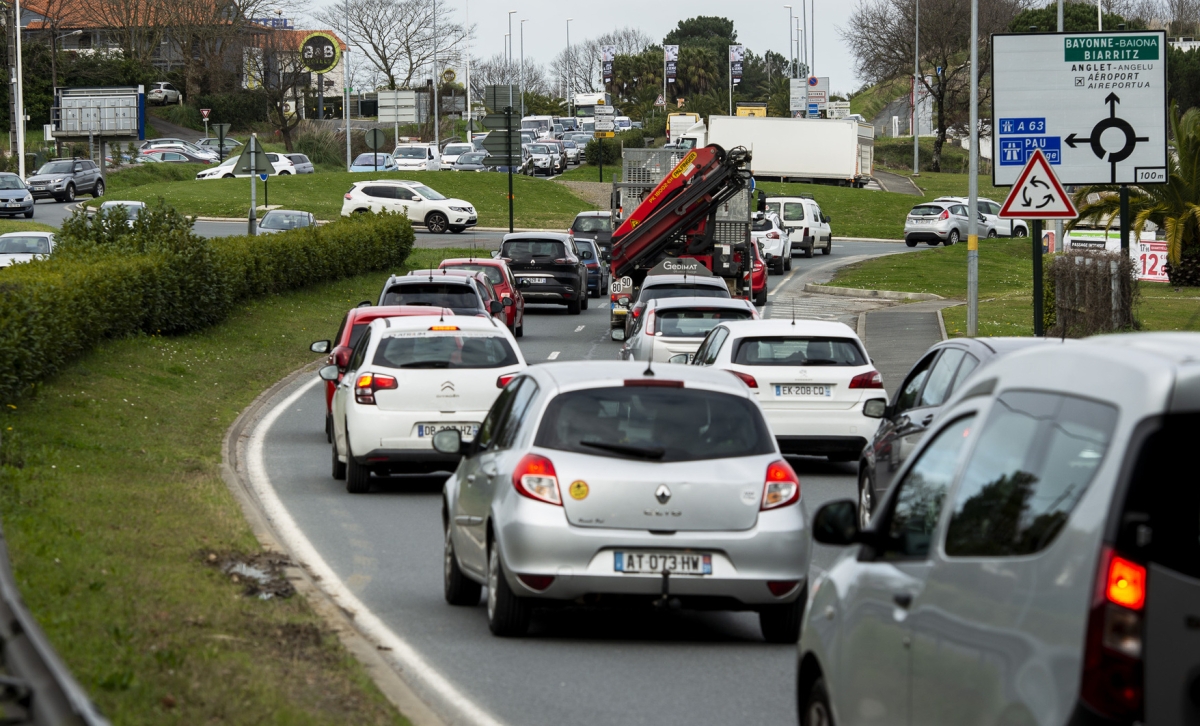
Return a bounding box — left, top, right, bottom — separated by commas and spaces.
481, 85, 519, 232
235, 134, 270, 235
364, 128, 386, 172
998, 149, 1079, 336
213, 123, 231, 163
259, 172, 269, 209
201, 108, 211, 138
594, 105, 615, 182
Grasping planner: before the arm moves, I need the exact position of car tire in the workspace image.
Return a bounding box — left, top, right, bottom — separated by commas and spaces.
821, 242, 831, 255
772, 257, 785, 275
581, 292, 589, 310
567, 298, 581, 315
449, 226, 466, 233
784, 254, 792, 271
1014, 225, 1027, 237
801, 677, 836, 726
905, 238, 918, 247
759, 597, 803, 643
804, 243, 814, 259
325, 413, 333, 444
858, 469, 874, 530
426, 212, 449, 234
926, 238, 941, 246
345, 439, 370, 494
278, 170, 290, 175
23, 210, 33, 219
487, 544, 530, 636
946, 229, 960, 245
64, 184, 75, 203
987, 229, 997, 239
754, 287, 768, 306
93, 179, 105, 198
515, 321, 524, 338
444, 525, 482, 606
331, 441, 346, 480
223, 173, 235, 179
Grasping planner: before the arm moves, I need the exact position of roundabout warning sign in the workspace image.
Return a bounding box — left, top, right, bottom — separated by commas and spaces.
992, 30, 1167, 186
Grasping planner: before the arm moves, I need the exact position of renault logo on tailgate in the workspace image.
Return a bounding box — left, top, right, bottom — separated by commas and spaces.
655, 485, 671, 504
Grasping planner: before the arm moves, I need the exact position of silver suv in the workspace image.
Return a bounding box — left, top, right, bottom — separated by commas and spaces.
903, 200, 985, 247
799, 332, 1200, 726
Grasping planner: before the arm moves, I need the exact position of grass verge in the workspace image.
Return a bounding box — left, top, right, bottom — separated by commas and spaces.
0, 247, 477, 724
0, 219, 57, 234
825, 237, 1200, 336
86, 170, 597, 227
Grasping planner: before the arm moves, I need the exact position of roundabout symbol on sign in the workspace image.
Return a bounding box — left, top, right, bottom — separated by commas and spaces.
1065, 93, 1149, 183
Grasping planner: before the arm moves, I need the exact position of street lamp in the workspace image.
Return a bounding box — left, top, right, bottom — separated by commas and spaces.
507, 10, 516, 62
785, 6, 793, 78
566, 18, 573, 118
914, 0, 920, 175
51, 29, 82, 108
520, 19, 527, 118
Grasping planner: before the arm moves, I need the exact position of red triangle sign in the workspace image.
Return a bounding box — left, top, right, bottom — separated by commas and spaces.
998, 149, 1078, 219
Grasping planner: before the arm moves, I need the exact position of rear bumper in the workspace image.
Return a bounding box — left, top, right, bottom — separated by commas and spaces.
776, 435, 867, 457
356, 448, 462, 473
904, 229, 948, 243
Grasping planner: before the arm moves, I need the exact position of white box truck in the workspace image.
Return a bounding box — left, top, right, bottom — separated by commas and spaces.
680, 116, 875, 187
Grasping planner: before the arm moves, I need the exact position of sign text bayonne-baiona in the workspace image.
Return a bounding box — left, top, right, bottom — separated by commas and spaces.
1064, 34, 1160, 62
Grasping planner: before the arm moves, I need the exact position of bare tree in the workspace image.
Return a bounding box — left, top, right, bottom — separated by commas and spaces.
164, 0, 277, 98
548, 27, 654, 97
319, 0, 467, 89
843, 0, 1021, 170
244, 26, 309, 150
94, 0, 166, 65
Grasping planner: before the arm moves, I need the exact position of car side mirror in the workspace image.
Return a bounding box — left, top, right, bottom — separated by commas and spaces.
357, 300, 372, 308
491, 250, 500, 258
668, 354, 689, 364
318, 364, 340, 381
610, 328, 626, 342
863, 398, 887, 418
310, 340, 331, 354
812, 500, 862, 546
488, 299, 503, 315
824, 215, 832, 224
502, 297, 514, 307
431, 428, 462, 454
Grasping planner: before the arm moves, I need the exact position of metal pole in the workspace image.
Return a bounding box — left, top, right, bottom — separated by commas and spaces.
810, 1, 815, 77
967, 0, 979, 337
14, 0, 24, 178
506, 104, 513, 232
566, 19, 572, 119
786, 6, 794, 77
344, 0, 351, 172
801, 0, 807, 70
1033, 219, 1044, 335
728, 49, 732, 116
914, 0, 920, 175
433, 0, 440, 151
508, 11, 515, 63
465, 0, 471, 134
249, 134, 258, 235
1055, 0, 1064, 250
1097, 0, 1103, 30
318, 72, 324, 119
520, 19, 526, 118
1119, 185, 1130, 252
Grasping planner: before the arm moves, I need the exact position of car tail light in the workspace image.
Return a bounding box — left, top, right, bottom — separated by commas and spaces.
554, 258, 568, 264
644, 310, 656, 335
849, 370, 884, 389
803, 227, 810, 239
767, 580, 801, 596
517, 574, 556, 591
344, 193, 353, 199
762, 460, 800, 510
497, 374, 517, 388
767, 231, 780, 239
1080, 546, 1144, 720
730, 370, 758, 388
512, 453, 561, 505
939, 209, 950, 220
354, 373, 398, 405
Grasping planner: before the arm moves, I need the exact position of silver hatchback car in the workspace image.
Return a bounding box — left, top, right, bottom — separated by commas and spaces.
903, 200, 986, 248
798, 332, 1200, 726
434, 361, 811, 641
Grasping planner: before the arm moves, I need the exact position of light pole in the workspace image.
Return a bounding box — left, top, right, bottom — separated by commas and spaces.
507, 10, 516, 63
432, 0, 439, 150
914, 0, 920, 175
566, 19, 573, 119
796, 18, 802, 75
785, 6, 794, 77
810, 0, 815, 77
520, 19, 526, 118
344, 0, 351, 171
51, 29, 81, 102
800, 0, 807, 71
967, 0, 979, 336
465, 0, 472, 134
14, 0, 25, 177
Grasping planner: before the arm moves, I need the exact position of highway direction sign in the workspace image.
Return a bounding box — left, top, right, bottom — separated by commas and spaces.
484, 85, 519, 112
594, 106, 615, 116
999, 149, 1078, 219
992, 31, 1167, 185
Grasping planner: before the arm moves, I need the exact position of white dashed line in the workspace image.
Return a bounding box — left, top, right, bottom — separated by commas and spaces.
548, 351, 560, 360
574, 325, 585, 332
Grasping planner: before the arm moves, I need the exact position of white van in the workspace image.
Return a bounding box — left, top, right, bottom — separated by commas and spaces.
391, 143, 440, 172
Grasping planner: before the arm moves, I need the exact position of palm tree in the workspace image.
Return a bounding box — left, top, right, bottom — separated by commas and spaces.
1073, 103, 1200, 286
677, 46, 719, 96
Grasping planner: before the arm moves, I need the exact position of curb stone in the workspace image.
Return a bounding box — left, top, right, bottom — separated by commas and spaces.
803, 283, 943, 301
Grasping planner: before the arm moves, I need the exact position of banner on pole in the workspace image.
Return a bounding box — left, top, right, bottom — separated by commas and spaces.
664, 45, 678, 85
602, 45, 616, 84
729, 45, 744, 85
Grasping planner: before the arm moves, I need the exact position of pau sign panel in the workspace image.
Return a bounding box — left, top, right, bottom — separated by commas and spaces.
992, 31, 1167, 186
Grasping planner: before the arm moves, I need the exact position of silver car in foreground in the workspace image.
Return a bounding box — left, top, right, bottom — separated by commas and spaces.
798, 332, 1200, 726
435, 361, 811, 641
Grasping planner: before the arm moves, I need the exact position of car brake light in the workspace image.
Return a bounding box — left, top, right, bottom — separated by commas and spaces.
497, 374, 516, 388
767, 231, 780, 239
939, 209, 950, 220
730, 371, 758, 388
344, 193, 353, 199
517, 573, 556, 591
645, 310, 655, 335
354, 373, 398, 405
1080, 546, 1144, 720
429, 325, 459, 331
767, 580, 801, 596
849, 370, 884, 389
554, 258, 568, 264
512, 453, 561, 505
762, 460, 800, 509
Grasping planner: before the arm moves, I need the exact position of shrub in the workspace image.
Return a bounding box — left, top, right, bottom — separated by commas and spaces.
0, 204, 414, 403
584, 129, 646, 167
153, 104, 205, 132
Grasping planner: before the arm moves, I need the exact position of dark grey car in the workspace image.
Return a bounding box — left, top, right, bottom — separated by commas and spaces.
453, 151, 488, 172
0, 173, 34, 218
856, 337, 1069, 528
570, 211, 613, 260
25, 159, 104, 202
285, 154, 315, 174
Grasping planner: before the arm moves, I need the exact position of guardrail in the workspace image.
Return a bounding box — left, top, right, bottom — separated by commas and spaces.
0, 523, 110, 725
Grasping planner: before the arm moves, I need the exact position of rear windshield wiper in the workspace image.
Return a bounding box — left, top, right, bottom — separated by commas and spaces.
579, 440, 666, 460
399, 361, 452, 368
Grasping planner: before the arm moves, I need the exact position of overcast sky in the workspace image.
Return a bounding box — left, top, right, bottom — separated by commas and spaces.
308, 0, 864, 96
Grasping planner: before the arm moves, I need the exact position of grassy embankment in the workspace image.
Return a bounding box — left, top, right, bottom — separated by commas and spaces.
0, 246, 473, 724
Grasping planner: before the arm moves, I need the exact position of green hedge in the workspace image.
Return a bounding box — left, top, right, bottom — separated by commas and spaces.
0, 203, 414, 403
584, 129, 646, 166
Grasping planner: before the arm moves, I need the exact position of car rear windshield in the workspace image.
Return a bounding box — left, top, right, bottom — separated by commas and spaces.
382, 283, 480, 310
732, 337, 867, 366
353, 153, 389, 166
752, 217, 775, 232
0, 236, 49, 254
535, 387, 773, 462
640, 284, 731, 303
656, 307, 754, 337
259, 211, 310, 230
910, 205, 946, 217
444, 263, 504, 285
572, 216, 612, 233
502, 240, 567, 259
373, 332, 518, 369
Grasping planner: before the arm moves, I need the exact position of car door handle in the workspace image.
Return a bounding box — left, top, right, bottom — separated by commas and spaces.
921, 414, 935, 426
893, 593, 913, 609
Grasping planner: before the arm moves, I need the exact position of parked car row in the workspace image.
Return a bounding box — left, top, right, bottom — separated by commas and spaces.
904, 195, 1030, 247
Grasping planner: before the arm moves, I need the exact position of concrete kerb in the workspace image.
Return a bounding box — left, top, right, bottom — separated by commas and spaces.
803, 283, 943, 302
220, 363, 446, 726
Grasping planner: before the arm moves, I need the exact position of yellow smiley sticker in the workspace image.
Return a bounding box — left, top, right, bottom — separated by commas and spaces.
569, 480, 589, 500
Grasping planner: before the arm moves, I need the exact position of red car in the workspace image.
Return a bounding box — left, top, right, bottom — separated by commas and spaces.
310, 305, 453, 441
751, 241, 768, 306
437, 257, 526, 337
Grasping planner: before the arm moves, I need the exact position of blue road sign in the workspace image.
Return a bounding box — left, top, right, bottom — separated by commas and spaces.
259, 173, 269, 181
808, 103, 819, 115
998, 117, 1047, 135
999, 136, 1062, 165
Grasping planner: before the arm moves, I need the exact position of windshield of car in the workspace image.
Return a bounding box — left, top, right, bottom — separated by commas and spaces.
443, 144, 472, 155
639, 284, 731, 304
353, 153, 390, 166
394, 147, 427, 159
502, 240, 567, 259
36, 162, 74, 175
530, 145, 550, 154
0, 236, 49, 254
732, 337, 868, 366
258, 211, 311, 230
572, 216, 612, 233
443, 263, 504, 285
0, 176, 25, 190
910, 205, 946, 217
655, 307, 755, 337
100, 203, 142, 219
373, 331, 518, 369
381, 282, 480, 310
458, 153, 485, 164
535, 387, 773, 462
563, 140, 576, 148
401, 184, 442, 200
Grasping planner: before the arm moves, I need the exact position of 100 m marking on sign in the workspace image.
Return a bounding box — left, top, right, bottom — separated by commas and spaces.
1064, 35, 1160, 61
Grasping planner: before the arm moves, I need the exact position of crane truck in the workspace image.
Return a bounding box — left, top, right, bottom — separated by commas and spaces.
607, 144, 759, 334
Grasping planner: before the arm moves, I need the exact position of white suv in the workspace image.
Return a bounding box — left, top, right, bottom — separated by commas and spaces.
322, 315, 527, 492
341, 180, 477, 234
764, 196, 832, 258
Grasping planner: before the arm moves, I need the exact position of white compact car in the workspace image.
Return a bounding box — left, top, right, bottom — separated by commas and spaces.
0, 231, 53, 268
392, 144, 441, 171
764, 196, 833, 258
690, 319, 886, 462
341, 180, 477, 234
322, 315, 527, 492
751, 211, 791, 274
195, 153, 295, 179
440, 142, 474, 170
620, 296, 758, 363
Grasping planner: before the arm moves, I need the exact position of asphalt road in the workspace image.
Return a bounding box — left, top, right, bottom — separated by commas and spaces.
251, 241, 920, 726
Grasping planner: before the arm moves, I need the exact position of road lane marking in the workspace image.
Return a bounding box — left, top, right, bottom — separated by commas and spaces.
548, 351, 560, 360
248, 377, 506, 726
574, 325, 585, 332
